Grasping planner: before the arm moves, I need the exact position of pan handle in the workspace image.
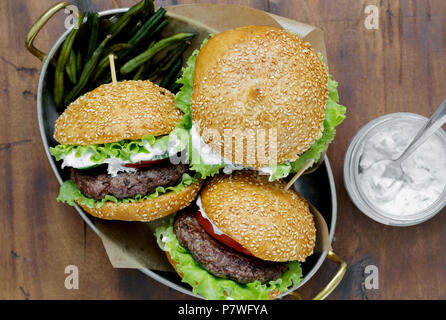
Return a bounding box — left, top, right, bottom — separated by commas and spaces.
289, 250, 347, 300
25, 1, 72, 62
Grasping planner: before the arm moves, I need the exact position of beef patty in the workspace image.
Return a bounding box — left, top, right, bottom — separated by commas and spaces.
71, 162, 189, 200
173, 208, 289, 284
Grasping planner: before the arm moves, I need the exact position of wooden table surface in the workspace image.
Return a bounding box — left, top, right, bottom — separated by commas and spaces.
1, 0, 445, 300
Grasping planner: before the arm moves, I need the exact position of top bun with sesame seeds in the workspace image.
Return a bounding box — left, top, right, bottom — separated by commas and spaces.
54, 80, 182, 145
200, 170, 316, 262
191, 26, 328, 169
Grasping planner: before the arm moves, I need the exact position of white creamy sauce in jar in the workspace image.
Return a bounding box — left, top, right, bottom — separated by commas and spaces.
358, 122, 446, 216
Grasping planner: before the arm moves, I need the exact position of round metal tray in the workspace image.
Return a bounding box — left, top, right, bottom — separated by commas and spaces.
29, 3, 343, 300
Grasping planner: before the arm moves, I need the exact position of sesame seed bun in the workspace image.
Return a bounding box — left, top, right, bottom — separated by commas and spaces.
191, 26, 328, 169
165, 251, 281, 300
200, 171, 316, 262
77, 180, 202, 222
54, 80, 182, 145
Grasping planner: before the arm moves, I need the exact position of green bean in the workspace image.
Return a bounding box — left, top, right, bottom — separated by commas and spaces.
71, 1, 147, 94
98, 40, 154, 85
54, 12, 85, 108
101, 43, 133, 59
65, 64, 74, 85
69, 2, 144, 92
136, 40, 157, 80
64, 34, 112, 105
117, 8, 166, 61
147, 50, 174, 80
133, 66, 144, 80
147, 42, 188, 80
145, 19, 168, 43
108, 0, 146, 37
133, 60, 155, 80
65, 50, 77, 84
120, 33, 195, 74
92, 55, 116, 83
161, 42, 188, 72
127, 1, 155, 41
89, 44, 132, 84
70, 51, 78, 81
86, 13, 100, 61
128, 20, 142, 39
143, 0, 155, 17
129, 8, 165, 46
75, 51, 82, 79
160, 58, 182, 89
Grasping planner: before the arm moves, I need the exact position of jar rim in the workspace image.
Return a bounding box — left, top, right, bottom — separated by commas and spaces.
344, 112, 446, 226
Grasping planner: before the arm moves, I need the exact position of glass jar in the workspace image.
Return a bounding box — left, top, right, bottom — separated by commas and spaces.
344, 112, 446, 226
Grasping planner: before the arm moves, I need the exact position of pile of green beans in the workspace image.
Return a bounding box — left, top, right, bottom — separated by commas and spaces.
54, 12, 85, 108
53, 0, 195, 110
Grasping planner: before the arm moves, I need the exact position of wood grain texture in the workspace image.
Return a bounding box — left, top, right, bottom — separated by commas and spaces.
1, 0, 445, 300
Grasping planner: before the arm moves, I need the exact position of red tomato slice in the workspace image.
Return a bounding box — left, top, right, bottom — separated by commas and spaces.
124, 158, 168, 169
196, 209, 254, 256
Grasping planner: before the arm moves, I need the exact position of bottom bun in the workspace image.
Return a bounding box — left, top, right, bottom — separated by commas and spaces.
77, 181, 202, 222
165, 252, 281, 300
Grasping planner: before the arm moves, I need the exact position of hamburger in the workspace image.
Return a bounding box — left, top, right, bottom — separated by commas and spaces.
51, 80, 202, 221
175, 26, 346, 181
156, 170, 316, 300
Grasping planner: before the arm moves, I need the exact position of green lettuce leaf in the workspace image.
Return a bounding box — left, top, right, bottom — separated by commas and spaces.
289, 75, 346, 174
175, 52, 197, 130
49, 128, 190, 166
267, 164, 293, 182
175, 36, 212, 131
174, 37, 226, 179
188, 135, 225, 179
155, 217, 303, 300
57, 173, 198, 208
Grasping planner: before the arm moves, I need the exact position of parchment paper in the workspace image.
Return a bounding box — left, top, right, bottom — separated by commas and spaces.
92, 4, 332, 272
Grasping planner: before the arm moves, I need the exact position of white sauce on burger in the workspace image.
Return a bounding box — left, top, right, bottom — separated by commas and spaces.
61, 150, 97, 170
190, 124, 273, 177
196, 195, 226, 236
60, 138, 182, 177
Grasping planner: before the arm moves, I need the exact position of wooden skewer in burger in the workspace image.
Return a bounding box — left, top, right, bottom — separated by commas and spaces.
284, 158, 315, 191
108, 54, 118, 85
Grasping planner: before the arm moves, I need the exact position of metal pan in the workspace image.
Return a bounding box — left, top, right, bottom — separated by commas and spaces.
26, 2, 346, 300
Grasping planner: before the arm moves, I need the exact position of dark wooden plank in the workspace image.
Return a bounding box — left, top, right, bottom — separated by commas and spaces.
0, 0, 191, 300
1, 0, 445, 300
271, 0, 446, 300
